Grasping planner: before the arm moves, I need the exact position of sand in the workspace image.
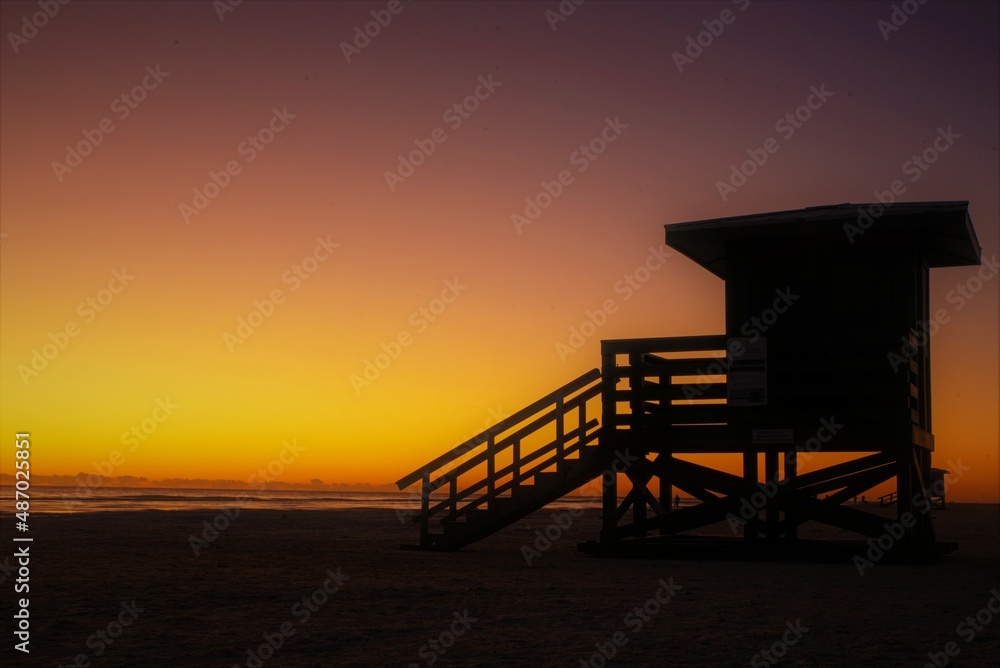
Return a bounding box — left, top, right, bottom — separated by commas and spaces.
1, 504, 998, 667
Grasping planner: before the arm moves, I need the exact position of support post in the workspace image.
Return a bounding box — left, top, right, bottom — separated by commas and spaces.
556, 395, 565, 460
600, 343, 618, 544
785, 448, 798, 539
420, 470, 430, 547
659, 454, 672, 536
765, 449, 779, 540
633, 471, 647, 538
512, 439, 520, 489
487, 432, 496, 508
601, 468, 617, 543
743, 450, 759, 544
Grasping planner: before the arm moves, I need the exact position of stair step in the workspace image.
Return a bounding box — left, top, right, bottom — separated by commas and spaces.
466, 499, 519, 520
430, 457, 605, 547
398, 368, 603, 550
534, 471, 561, 485
488, 499, 515, 516
560, 460, 584, 474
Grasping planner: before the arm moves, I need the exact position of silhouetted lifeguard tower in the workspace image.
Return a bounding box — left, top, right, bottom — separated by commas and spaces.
397, 201, 980, 560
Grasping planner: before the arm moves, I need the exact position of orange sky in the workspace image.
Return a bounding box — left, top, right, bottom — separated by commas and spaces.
1, 1, 997, 502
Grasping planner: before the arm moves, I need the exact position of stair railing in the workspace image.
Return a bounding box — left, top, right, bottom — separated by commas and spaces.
396, 369, 602, 544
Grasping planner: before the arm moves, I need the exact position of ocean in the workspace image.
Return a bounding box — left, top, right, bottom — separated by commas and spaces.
0, 485, 608, 514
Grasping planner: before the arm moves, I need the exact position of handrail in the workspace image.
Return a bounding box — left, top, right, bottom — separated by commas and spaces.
424, 389, 598, 494
426, 420, 600, 522
395, 368, 601, 489
878, 491, 898, 506
601, 335, 727, 355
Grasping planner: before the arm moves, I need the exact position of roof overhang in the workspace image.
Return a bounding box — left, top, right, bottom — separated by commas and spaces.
664, 201, 981, 280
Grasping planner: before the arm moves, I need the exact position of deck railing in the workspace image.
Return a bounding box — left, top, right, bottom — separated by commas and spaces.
601, 335, 729, 435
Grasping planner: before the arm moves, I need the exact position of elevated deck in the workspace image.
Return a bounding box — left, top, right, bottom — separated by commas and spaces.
396, 333, 954, 560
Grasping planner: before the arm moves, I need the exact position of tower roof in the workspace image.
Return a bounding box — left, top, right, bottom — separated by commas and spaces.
664, 201, 981, 279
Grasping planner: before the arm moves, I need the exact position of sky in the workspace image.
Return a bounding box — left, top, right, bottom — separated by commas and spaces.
1, 0, 997, 501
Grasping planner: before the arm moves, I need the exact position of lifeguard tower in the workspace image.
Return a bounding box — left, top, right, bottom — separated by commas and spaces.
396, 201, 980, 560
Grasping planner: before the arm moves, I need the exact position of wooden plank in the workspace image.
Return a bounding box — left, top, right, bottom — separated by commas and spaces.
610, 358, 726, 379
659, 457, 745, 496
637, 380, 728, 401
645, 404, 732, 424
427, 423, 601, 522
791, 453, 894, 488
615, 421, 904, 453
912, 425, 935, 450
396, 368, 600, 487
767, 357, 899, 373
424, 421, 599, 518
795, 462, 896, 498
768, 382, 897, 398
616, 489, 638, 522
619, 498, 733, 537
643, 424, 733, 450
602, 335, 726, 355
774, 495, 891, 537
640, 354, 727, 371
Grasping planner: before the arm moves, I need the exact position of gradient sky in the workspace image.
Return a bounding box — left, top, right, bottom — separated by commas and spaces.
1, 1, 997, 501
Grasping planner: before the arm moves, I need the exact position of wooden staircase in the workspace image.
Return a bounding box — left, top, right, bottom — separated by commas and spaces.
395, 369, 605, 550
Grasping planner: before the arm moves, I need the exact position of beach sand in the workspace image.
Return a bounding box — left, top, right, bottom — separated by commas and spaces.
2, 503, 997, 667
